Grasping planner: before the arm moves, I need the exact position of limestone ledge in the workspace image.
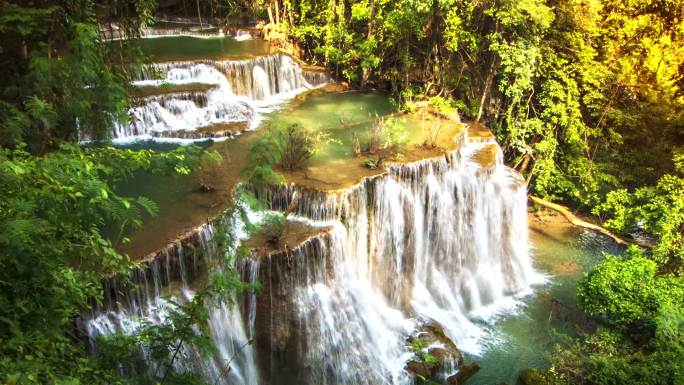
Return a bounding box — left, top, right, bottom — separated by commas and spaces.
131, 122, 500, 276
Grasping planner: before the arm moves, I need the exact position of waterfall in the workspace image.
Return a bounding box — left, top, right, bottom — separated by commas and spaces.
114, 54, 328, 141
117, 91, 254, 138
255, 134, 538, 384
84, 214, 261, 385
84, 131, 538, 384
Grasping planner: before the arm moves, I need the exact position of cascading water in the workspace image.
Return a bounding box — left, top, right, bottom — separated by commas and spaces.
83, 129, 539, 385
257, 133, 539, 384
117, 91, 254, 138
114, 54, 328, 141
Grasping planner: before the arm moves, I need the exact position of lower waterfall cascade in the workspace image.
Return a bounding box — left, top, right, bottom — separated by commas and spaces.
111, 54, 327, 141
83, 129, 542, 385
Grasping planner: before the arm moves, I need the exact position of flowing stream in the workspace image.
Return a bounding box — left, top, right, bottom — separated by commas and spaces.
83, 35, 614, 385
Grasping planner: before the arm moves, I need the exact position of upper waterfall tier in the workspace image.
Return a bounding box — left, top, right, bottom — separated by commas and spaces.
113, 54, 328, 141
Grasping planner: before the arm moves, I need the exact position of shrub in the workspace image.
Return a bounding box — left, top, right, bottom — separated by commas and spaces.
260, 213, 285, 246
366, 116, 407, 153
577, 249, 684, 333
279, 124, 318, 170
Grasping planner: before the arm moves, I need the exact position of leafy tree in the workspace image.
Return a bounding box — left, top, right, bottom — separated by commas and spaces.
578, 249, 684, 333
594, 152, 684, 271
0, 143, 212, 383
0, 1, 156, 153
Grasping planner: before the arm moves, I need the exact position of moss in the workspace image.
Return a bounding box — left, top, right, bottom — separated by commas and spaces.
519, 368, 550, 385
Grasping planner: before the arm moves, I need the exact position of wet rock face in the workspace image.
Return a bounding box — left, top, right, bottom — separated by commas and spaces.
250, 234, 334, 385
446, 362, 480, 385
405, 320, 464, 384
404, 320, 481, 385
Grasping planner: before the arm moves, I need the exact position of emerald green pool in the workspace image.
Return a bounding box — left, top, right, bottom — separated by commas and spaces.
113, 91, 399, 257
465, 219, 622, 385
138, 36, 274, 61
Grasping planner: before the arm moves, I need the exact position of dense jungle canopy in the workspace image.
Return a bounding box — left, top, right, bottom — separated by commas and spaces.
0, 0, 682, 384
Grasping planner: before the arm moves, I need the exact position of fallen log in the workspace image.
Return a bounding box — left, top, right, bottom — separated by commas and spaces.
529, 195, 652, 249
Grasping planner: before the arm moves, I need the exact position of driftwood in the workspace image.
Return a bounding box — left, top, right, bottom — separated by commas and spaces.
529, 196, 653, 249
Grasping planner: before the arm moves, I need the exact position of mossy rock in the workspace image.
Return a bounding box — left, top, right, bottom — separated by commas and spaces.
405, 320, 468, 384
446, 362, 480, 385
519, 368, 550, 385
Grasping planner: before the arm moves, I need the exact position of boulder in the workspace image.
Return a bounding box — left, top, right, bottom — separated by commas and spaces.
405, 320, 479, 384
446, 362, 480, 385
519, 368, 550, 385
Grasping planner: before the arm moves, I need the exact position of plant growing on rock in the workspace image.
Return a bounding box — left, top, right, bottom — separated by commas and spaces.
248, 123, 331, 171
420, 115, 444, 149
366, 116, 407, 154
407, 339, 440, 385
259, 212, 286, 246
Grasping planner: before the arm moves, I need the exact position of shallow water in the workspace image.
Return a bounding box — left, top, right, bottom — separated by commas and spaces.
263, 91, 463, 190
113, 91, 399, 257
465, 218, 622, 385
138, 36, 274, 61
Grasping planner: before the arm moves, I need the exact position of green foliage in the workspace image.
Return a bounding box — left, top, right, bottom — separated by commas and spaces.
252, 123, 321, 169
594, 153, 684, 270
426, 97, 457, 119
577, 250, 684, 332
382, 117, 408, 152
0, 1, 156, 152
363, 158, 381, 169
0, 143, 211, 383
243, 123, 336, 194
277, 123, 319, 171
550, 231, 684, 384
409, 339, 437, 366
366, 116, 407, 153
547, 324, 684, 385
258, 212, 286, 246
280, 0, 684, 210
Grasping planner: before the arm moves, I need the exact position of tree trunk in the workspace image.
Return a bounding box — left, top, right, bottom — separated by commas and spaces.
286, 1, 294, 25
476, 54, 497, 122
267, 3, 275, 25
530, 196, 653, 249
275, 0, 281, 24
196, 0, 203, 28
360, 0, 376, 88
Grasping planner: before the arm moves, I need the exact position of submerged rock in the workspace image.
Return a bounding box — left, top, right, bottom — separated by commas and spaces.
536, 292, 598, 334
519, 368, 550, 385
446, 362, 480, 385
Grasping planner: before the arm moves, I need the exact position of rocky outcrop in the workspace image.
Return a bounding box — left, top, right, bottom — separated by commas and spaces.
247, 230, 334, 384
406, 321, 463, 382
405, 320, 480, 385
519, 368, 551, 385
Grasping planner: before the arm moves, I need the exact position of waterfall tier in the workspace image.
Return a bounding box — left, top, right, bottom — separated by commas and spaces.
83, 129, 537, 384
113, 54, 327, 141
